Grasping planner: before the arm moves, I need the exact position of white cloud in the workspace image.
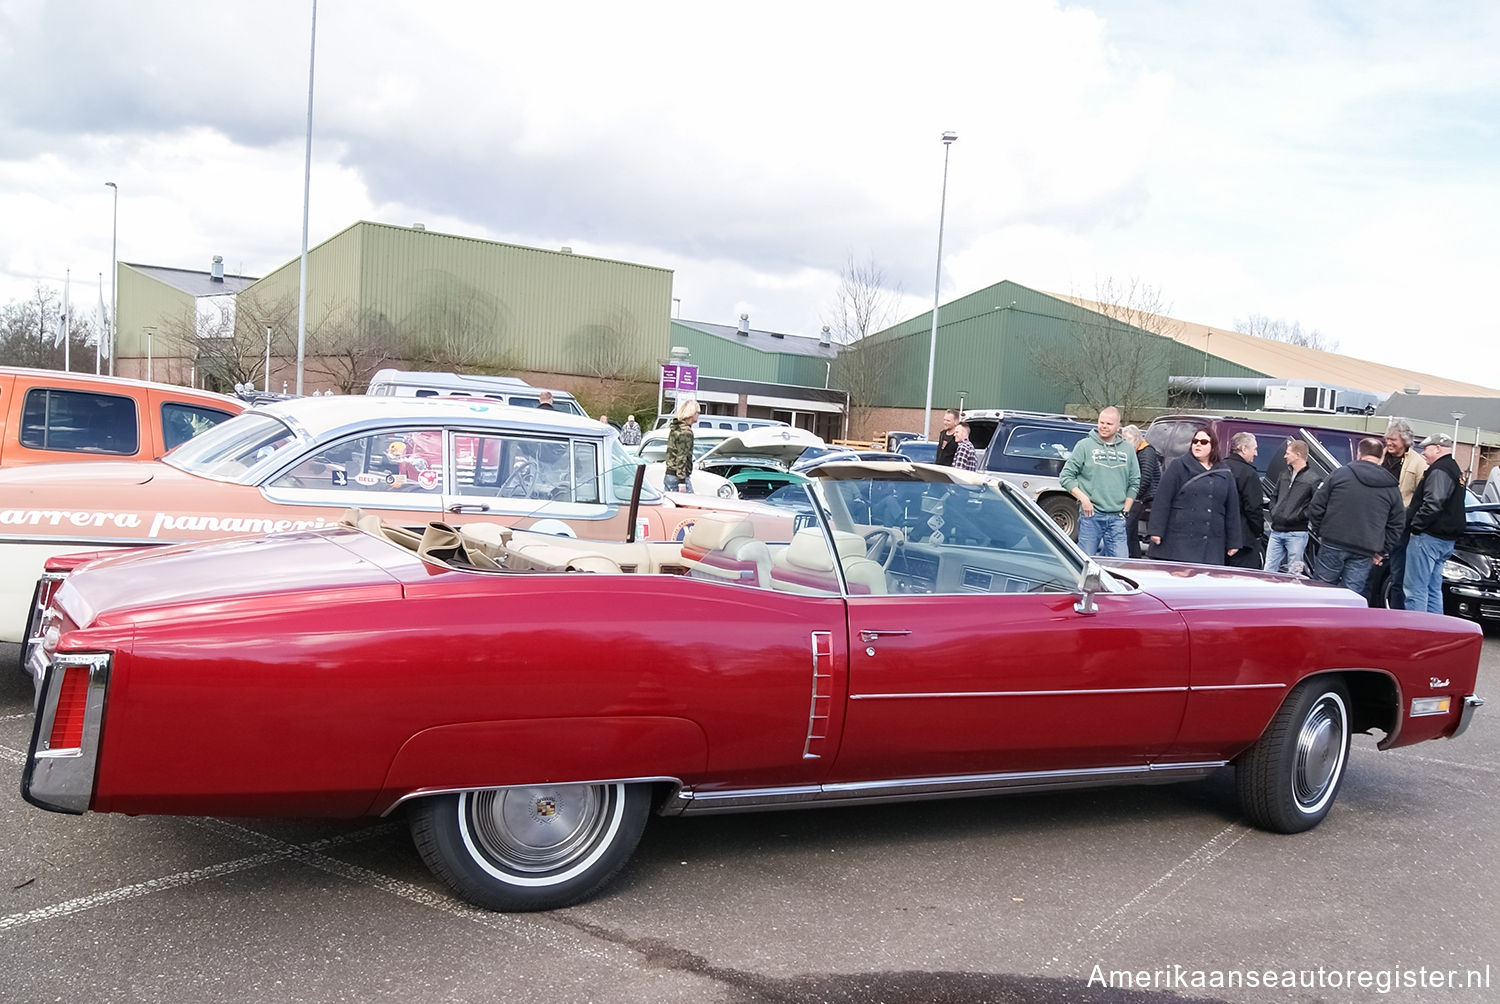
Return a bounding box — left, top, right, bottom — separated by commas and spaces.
1, 0, 1496, 388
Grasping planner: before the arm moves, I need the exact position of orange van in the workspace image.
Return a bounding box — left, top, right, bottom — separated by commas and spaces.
0, 367, 242, 468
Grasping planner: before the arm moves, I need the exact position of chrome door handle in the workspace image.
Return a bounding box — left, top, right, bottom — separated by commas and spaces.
446, 503, 491, 513
859, 629, 912, 643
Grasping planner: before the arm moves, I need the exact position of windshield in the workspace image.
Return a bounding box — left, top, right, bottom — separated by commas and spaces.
163, 413, 305, 484
809, 471, 1086, 595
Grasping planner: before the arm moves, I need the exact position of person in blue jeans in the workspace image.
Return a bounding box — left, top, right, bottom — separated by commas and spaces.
1403, 434, 1465, 614
1306, 437, 1405, 594
1060, 406, 1140, 559
1264, 439, 1316, 575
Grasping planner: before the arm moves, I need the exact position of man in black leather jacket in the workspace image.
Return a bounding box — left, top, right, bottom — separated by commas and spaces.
1404, 434, 1466, 613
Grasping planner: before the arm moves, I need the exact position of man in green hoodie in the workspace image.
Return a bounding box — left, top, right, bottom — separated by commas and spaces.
1060, 406, 1141, 558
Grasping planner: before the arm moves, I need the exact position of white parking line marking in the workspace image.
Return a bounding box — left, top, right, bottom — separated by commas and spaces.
1367, 748, 1498, 774
1044, 822, 1253, 971
0, 713, 30, 721
0, 825, 392, 932
2, 814, 618, 961
0, 743, 25, 765
188, 818, 614, 954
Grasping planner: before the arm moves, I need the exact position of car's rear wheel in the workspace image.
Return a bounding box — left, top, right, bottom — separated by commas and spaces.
1039, 495, 1079, 540
410, 782, 650, 911
1236, 677, 1351, 833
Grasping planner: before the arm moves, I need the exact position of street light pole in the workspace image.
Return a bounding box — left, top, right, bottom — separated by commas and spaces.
295, 0, 318, 395
1452, 411, 1465, 459
105, 181, 118, 376
921, 130, 958, 440
265, 326, 273, 393
144, 325, 156, 382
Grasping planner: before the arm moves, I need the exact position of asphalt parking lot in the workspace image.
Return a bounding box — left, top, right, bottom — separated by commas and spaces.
1, 635, 1496, 1004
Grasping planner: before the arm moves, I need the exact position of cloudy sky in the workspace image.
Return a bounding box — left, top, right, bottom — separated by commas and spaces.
2, 0, 1496, 385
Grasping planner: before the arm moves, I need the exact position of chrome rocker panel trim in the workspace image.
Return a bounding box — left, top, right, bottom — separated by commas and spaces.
661, 761, 1229, 816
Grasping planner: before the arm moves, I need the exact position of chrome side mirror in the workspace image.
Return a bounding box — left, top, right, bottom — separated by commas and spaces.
1074, 559, 1105, 615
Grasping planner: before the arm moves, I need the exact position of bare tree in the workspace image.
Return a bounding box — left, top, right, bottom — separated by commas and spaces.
1234, 313, 1339, 352
1034, 278, 1179, 417
304, 303, 404, 395
824, 254, 903, 345
399, 276, 516, 372
157, 290, 282, 392
825, 254, 904, 436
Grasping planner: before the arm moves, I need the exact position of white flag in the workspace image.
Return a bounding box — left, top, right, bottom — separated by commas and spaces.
97, 274, 111, 359
57, 272, 71, 346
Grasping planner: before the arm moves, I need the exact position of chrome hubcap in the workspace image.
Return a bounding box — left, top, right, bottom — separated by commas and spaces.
1293, 695, 1347, 811
465, 784, 614, 875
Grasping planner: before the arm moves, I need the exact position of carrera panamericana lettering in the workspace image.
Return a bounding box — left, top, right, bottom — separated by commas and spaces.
0, 507, 332, 538
1, 508, 143, 529
147, 513, 333, 537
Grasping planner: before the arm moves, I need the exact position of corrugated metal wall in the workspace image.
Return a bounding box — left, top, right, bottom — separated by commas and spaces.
238, 222, 672, 379
116, 266, 194, 356
860, 281, 1258, 414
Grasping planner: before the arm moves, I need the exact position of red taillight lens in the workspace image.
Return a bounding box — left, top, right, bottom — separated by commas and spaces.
47, 665, 90, 751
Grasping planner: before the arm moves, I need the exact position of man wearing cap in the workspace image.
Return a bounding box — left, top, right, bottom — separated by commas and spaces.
1403, 433, 1466, 613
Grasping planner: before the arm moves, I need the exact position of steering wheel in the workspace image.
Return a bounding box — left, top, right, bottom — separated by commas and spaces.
863, 528, 903, 570
499, 457, 539, 498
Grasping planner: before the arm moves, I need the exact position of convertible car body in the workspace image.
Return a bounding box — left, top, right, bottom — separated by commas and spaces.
22, 463, 1485, 912
0, 395, 787, 643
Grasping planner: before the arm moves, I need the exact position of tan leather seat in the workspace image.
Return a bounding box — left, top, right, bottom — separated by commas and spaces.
769, 528, 886, 595
680, 513, 770, 588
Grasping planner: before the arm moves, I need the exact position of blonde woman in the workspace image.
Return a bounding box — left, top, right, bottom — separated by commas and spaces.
663, 397, 700, 492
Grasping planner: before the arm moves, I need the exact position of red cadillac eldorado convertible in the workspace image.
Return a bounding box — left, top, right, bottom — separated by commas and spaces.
22, 463, 1485, 912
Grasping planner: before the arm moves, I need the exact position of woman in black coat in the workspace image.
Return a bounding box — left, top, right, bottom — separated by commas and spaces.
1147, 427, 1243, 564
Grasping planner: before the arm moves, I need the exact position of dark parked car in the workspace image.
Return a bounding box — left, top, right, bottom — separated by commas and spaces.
968, 411, 1095, 538
896, 440, 938, 463
1444, 498, 1500, 627
1145, 414, 1362, 487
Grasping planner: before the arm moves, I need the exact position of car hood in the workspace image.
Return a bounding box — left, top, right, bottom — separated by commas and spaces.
1106, 558, 1369, 612
697, 427, 826, 467
0, 460, 162, 486
52, 526, 412, 631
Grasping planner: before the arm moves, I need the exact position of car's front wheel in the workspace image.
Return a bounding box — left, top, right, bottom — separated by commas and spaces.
410, 782, 650, 911
1236, 677, 1351, 833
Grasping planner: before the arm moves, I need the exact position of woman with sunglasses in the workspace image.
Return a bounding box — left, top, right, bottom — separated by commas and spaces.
1146, 427, 1243, 564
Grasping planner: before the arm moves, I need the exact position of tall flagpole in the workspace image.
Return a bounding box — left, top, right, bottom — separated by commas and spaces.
96, 272, 105, 374
105, 182, 118, 376
61, 269, 71, 372
295, 0, 317, 395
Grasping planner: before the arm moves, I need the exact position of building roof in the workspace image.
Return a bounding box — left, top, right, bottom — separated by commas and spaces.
675, 319, 837, 359
1052, 294, 1500, 399
1376, 393, 1500, 434
123, 263, 259, 297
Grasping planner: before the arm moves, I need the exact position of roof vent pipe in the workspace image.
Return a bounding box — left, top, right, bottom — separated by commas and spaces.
411, 223, 426, 230
737, 313, 750, 335
819, 325, 831, 346
210, 255, 224, 282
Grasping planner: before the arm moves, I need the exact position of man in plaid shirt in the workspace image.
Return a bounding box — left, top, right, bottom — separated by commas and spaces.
952, 421, 979, 471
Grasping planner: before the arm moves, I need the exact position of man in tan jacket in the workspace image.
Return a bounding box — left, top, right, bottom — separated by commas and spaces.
1366, 418, 1427, 607
1382, 419, 1428, 507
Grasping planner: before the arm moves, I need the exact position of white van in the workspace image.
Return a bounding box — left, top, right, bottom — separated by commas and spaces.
367, 369, 586, 417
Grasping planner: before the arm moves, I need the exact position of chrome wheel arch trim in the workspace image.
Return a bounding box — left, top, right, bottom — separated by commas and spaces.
380, 775, 682, 817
